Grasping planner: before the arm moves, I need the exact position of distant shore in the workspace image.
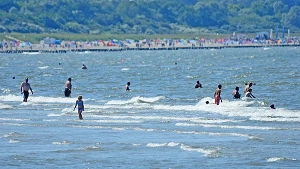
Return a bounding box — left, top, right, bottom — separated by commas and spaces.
0, 42, 299, 54
0, 44, 300, 53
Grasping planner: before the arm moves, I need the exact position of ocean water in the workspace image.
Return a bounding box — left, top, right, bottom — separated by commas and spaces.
0, 47, 300, 168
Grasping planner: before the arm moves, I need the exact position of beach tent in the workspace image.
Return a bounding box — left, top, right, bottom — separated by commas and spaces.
181, 39, 187, 45
25, 42, 31, 46
126, 39, 131, 44
55, 40, 61, 45
19, 42, 26, 47
189, 40, 196, 43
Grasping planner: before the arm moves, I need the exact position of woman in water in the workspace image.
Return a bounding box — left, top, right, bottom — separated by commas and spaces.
232, 86, 241, 99
73, 95, 84, 120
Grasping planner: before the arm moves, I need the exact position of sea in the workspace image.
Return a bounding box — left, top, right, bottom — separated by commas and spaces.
0, 47, 300, 168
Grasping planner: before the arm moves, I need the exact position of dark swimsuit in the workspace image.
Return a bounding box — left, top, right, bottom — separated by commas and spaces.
23, 91, 29, 98
65, 88, 71, 97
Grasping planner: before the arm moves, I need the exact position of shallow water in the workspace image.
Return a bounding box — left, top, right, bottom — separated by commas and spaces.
1, 47, 300, 168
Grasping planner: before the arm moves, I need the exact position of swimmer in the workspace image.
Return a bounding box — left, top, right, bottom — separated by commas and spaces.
214, 84, 222, 105
232, 86, 241, 99
245, 88, 255, 98
270, 104, 276, 109
73, 95, 84, 120
125, 82, 130, 91
206, 101, 215, 104
195, 81, 202, 88
82, 64, 87, 69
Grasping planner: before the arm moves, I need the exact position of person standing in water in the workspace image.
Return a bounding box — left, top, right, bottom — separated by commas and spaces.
73, 95, 84, 120
125, 82, 130, 91
232, 86, 241, 99
195, 81, 202, 88
244, 82, 253, 93
65, 78, 72, 97
20, 77, 33, 102
214, 84, 222, 105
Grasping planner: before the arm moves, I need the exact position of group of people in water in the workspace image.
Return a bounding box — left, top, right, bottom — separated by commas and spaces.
195, 81, 275, 109
231, 82, 256, 100
19, 75, 276, 120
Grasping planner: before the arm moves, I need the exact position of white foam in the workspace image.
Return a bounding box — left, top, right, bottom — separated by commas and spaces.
0, 95, 75, 103
47, 112, 67, 117
9, 139, 21, 143
83, 145, 100, 151
38, 66, 49, 69
85, 119, 142, 123
121, 68, 130, 71
3, 132, 22, 138
267, 157, 297, 162
180, 144, 220, 157
0, 118, 30, 121
83, 97, 300, 123
0, 103, 13, 109
174, 130, 260, 140
106, 96, 164, 105
146, 142, 180, 147
52, 140, 72, 145
1, 88, 11, 94
176, 123, 280, 130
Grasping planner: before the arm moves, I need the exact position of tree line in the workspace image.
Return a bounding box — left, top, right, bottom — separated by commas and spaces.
0, 0, 299, 35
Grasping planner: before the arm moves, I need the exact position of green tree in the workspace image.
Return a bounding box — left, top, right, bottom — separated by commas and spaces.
285, 6, 300, 27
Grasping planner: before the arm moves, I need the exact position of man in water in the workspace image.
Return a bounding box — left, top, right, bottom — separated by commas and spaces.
195, 81, 202, 88
20, 78, 33, 102
65, 78, 72, 97
125, 82, 130, 91
214, 84, 222, 105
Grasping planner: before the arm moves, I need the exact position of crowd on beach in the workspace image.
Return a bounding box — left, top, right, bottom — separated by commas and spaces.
1, 35, 299, 51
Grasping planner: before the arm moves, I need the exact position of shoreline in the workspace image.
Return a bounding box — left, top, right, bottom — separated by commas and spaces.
0, 43, 299, 54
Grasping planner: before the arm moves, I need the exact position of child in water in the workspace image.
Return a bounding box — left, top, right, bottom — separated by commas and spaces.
73, 95, 84, 120
125, 82, 130, 91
